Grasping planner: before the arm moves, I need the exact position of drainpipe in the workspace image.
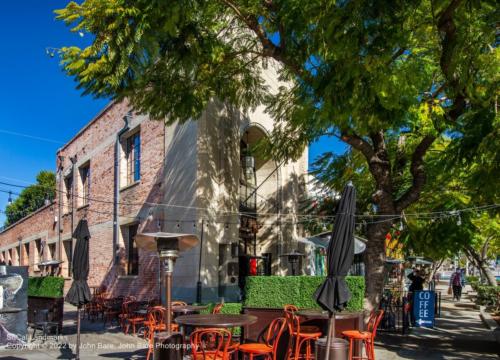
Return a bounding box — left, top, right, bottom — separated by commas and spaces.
57, 156, 64, 263
70, 155, 77, 277
113, 111, 131, 264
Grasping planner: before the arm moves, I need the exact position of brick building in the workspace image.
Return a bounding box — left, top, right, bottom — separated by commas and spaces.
0, 70, 308, 302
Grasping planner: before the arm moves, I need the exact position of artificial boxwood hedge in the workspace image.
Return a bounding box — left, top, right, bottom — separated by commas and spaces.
244, 276, 365, 311
28, 276, 65, 298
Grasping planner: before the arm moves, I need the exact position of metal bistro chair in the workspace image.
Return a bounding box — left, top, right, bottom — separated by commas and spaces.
342, 310, 384, 360
238, 317, 287, 360
31, 309, 59, 342
190, 328, 232, 360
287, 312, 322, 360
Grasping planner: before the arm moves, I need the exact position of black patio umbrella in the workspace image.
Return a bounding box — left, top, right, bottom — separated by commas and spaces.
65, 219, 92, 360
314, 182, 356, 359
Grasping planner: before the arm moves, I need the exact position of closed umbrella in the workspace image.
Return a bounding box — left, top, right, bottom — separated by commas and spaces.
314, 182, 356, 359
65, 219, 92, 360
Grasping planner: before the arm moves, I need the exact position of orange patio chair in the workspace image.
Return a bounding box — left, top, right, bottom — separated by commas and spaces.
342, 310, 384, 360
124, 301, 146, 336
213, 303, 224, 314
287, 311, 322, 360
190, 328, 232, 360
238, 317, 287, 360
283, 304, 321, 336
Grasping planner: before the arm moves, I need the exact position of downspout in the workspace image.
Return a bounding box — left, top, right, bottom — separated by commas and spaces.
70, 155, 77, 277
57, 156, 64, 264
113, 111, 131, 264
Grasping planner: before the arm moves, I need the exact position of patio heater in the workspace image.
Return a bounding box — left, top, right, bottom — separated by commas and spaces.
280, 250, 304, 276
135, 232, 199, 334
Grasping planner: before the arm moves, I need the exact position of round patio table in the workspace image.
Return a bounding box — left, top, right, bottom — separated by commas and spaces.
296, 309, 330, 319
175, 314, 258, 328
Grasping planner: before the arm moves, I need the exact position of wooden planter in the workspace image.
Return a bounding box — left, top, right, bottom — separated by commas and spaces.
242, 307, 364, 357
28, 296, 64, 332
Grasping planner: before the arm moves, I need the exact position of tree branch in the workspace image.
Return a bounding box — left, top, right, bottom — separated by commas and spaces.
221, 0, 304, 78
437, 0, 466, 122
340, 132, 374, 160
395, 134, 436, 212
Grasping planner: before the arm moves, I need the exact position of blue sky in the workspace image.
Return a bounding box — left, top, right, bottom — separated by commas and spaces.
0, 1, 345, 224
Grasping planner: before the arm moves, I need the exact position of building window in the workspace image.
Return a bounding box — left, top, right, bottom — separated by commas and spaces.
126, 132, 141, 185
23, 243, 30, 266
127, 224, 139, 276
63, 240, 72, 277
65, 173, 73, 213
48, 243, 56, 260
34, 239, 42, 272
79, 164, 90, 206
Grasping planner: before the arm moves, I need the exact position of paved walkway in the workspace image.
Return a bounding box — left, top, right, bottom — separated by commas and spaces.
0, 305, 148, 359
375, 284, 499, 359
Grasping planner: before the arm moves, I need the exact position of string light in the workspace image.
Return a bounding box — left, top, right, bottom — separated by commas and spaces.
0, 180, 498, 225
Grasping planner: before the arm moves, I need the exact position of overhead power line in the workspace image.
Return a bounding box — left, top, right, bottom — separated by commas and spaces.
0, 129, 65, 145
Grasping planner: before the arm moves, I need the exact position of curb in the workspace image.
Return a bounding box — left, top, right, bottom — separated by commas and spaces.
479, 306, 498, 330
479, 306, 500, 346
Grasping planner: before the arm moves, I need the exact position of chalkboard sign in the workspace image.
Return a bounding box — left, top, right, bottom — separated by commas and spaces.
413, 290, 435, 328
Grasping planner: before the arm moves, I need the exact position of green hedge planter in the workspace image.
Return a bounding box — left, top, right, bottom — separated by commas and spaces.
28, 276, 65, 298
244, 276, 365, 311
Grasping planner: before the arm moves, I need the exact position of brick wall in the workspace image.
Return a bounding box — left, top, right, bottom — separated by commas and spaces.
0, 100, 166, 300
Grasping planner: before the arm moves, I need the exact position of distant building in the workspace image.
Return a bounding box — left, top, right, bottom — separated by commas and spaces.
0, 69, 308, 302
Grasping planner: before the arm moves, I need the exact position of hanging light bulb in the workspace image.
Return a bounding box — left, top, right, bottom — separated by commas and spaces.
7, 191, 13, 205
457, 213, 462, 226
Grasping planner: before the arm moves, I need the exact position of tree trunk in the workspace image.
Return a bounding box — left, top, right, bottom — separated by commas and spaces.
364, 221, 392, 312
464, 246, 497, 286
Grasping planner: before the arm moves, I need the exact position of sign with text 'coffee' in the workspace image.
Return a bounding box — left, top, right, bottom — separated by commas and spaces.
413, 290, 435, 328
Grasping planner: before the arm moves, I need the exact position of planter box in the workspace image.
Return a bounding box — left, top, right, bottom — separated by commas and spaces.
28, 296, 64, 333
242, 307, 363, 357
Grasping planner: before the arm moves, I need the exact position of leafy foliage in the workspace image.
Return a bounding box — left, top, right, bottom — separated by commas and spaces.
28, 276, 65, 298
4, 171, 56, 227
244, 276, 365, 311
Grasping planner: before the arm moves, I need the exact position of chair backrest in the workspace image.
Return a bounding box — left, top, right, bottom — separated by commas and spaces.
286, 311, 302, 335
148, 307, 165, 327
367, 310, 385, 339
212, 303, 224, 314
190, 328, 231, 360
171, 301, 187, 307
123, 300, 137, 315
283, 304, 298, 322
265, 317, 287, 359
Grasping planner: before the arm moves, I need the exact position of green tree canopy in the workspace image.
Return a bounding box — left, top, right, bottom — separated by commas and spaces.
55, 0, 498, 308
4, 171, 56, 226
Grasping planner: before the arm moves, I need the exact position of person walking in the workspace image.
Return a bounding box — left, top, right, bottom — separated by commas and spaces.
449, 268, 465, 301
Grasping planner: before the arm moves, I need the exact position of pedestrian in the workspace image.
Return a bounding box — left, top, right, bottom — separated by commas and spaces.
449, 268, 465, 301
408, 268, 425, 292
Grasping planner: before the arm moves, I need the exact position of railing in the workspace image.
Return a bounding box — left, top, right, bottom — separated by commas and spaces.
379, 290, 441, 334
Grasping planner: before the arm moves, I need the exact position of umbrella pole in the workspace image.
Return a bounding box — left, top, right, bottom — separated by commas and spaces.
76, 306, 81, 360
325, 310, 335, 360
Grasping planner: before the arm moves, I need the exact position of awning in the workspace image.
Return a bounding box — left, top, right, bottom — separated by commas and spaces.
298, 231, 367, 255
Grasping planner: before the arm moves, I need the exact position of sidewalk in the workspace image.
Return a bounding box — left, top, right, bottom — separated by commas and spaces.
0, 304, 148, 359
375, 284, 499, 359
